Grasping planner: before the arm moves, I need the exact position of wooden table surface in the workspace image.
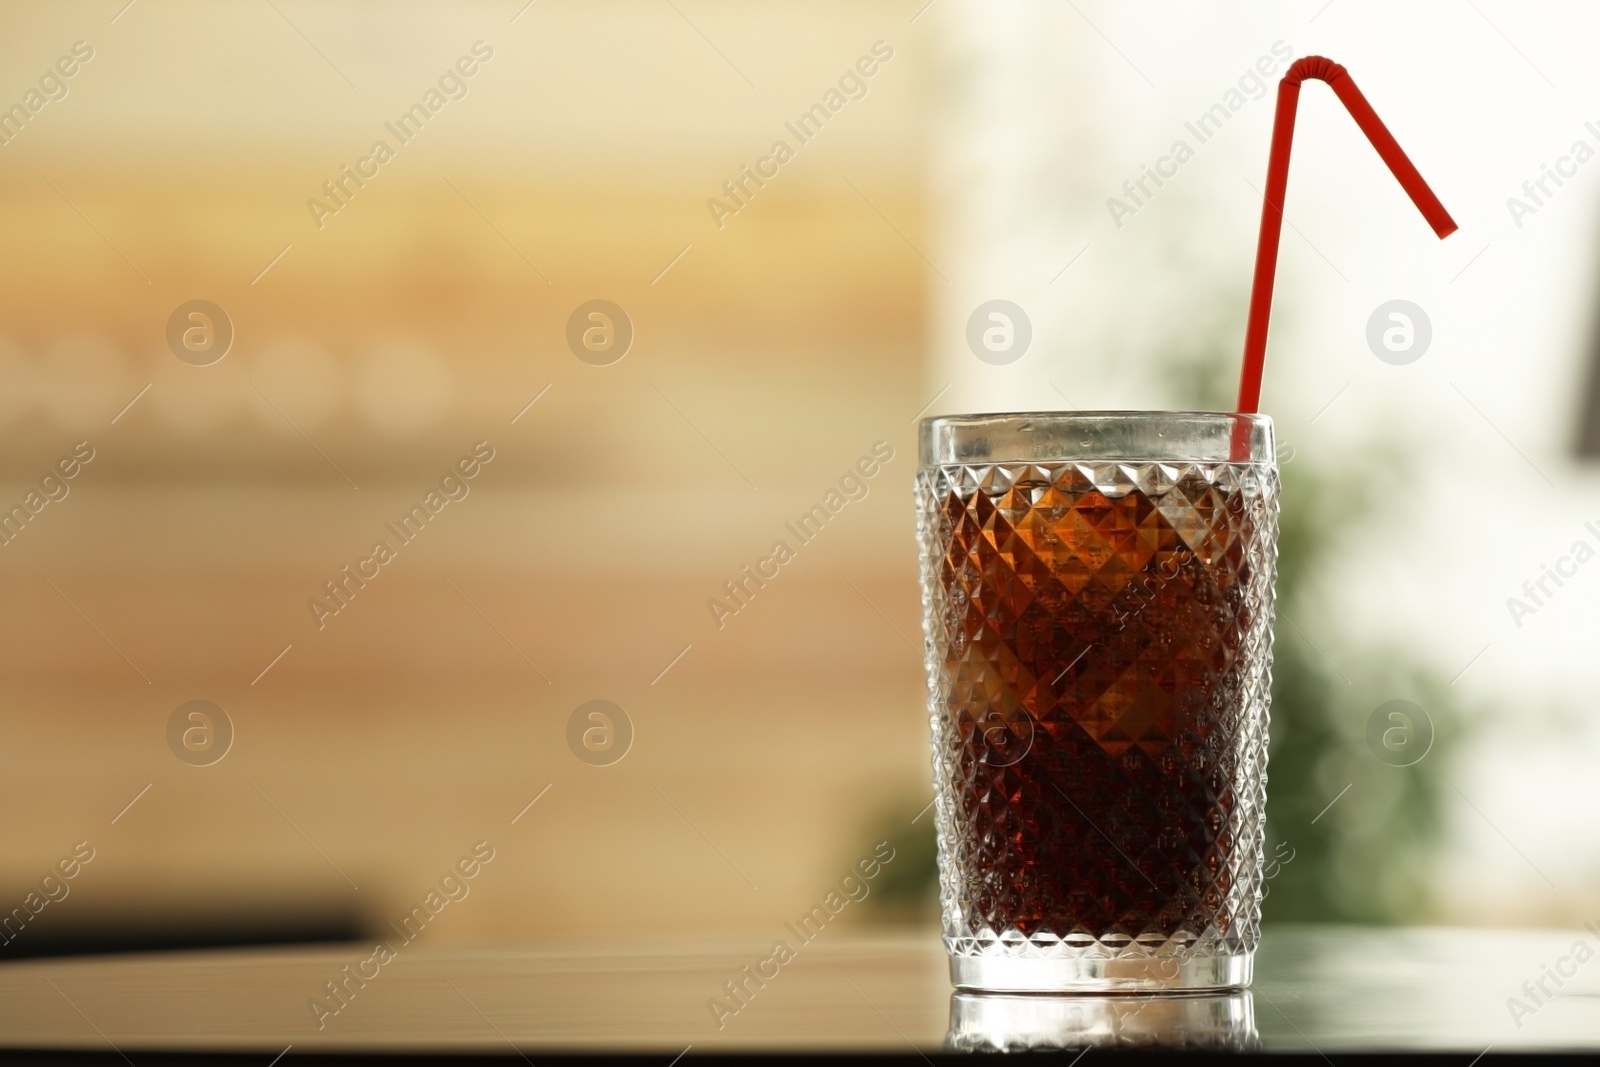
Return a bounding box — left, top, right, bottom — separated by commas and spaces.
1, 926, 1597, 1056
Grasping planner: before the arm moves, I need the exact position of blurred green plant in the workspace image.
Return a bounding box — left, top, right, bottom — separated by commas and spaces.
1168, 317, 1471, 923
857, 800, 939, 922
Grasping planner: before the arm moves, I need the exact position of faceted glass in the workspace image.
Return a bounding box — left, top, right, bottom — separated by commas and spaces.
916, 412, 1278, 992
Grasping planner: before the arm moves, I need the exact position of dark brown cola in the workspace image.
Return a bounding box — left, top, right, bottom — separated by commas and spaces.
926, 463, 1273, 946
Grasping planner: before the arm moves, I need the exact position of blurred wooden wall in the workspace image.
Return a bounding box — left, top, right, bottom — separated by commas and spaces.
0, 1, 933, 945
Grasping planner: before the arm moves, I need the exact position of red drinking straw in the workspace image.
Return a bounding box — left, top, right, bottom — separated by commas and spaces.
1236, 56, 1457, 416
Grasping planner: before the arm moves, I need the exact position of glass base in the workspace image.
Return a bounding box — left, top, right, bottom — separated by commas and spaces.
948, 990, 1258, 1052
949, 951, 1252, 993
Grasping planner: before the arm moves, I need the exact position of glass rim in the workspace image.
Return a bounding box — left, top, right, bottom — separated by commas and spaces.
921, 408, 1270, 424
919, 410, 1275, 466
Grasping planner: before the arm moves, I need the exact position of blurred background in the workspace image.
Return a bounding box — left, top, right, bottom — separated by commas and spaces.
0, 0, 1595, 957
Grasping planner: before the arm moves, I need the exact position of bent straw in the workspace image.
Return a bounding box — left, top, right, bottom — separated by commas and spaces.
1236, 56, 1457, 416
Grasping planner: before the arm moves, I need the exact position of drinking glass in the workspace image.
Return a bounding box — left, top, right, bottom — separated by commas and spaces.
916, 411, 1278, 991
